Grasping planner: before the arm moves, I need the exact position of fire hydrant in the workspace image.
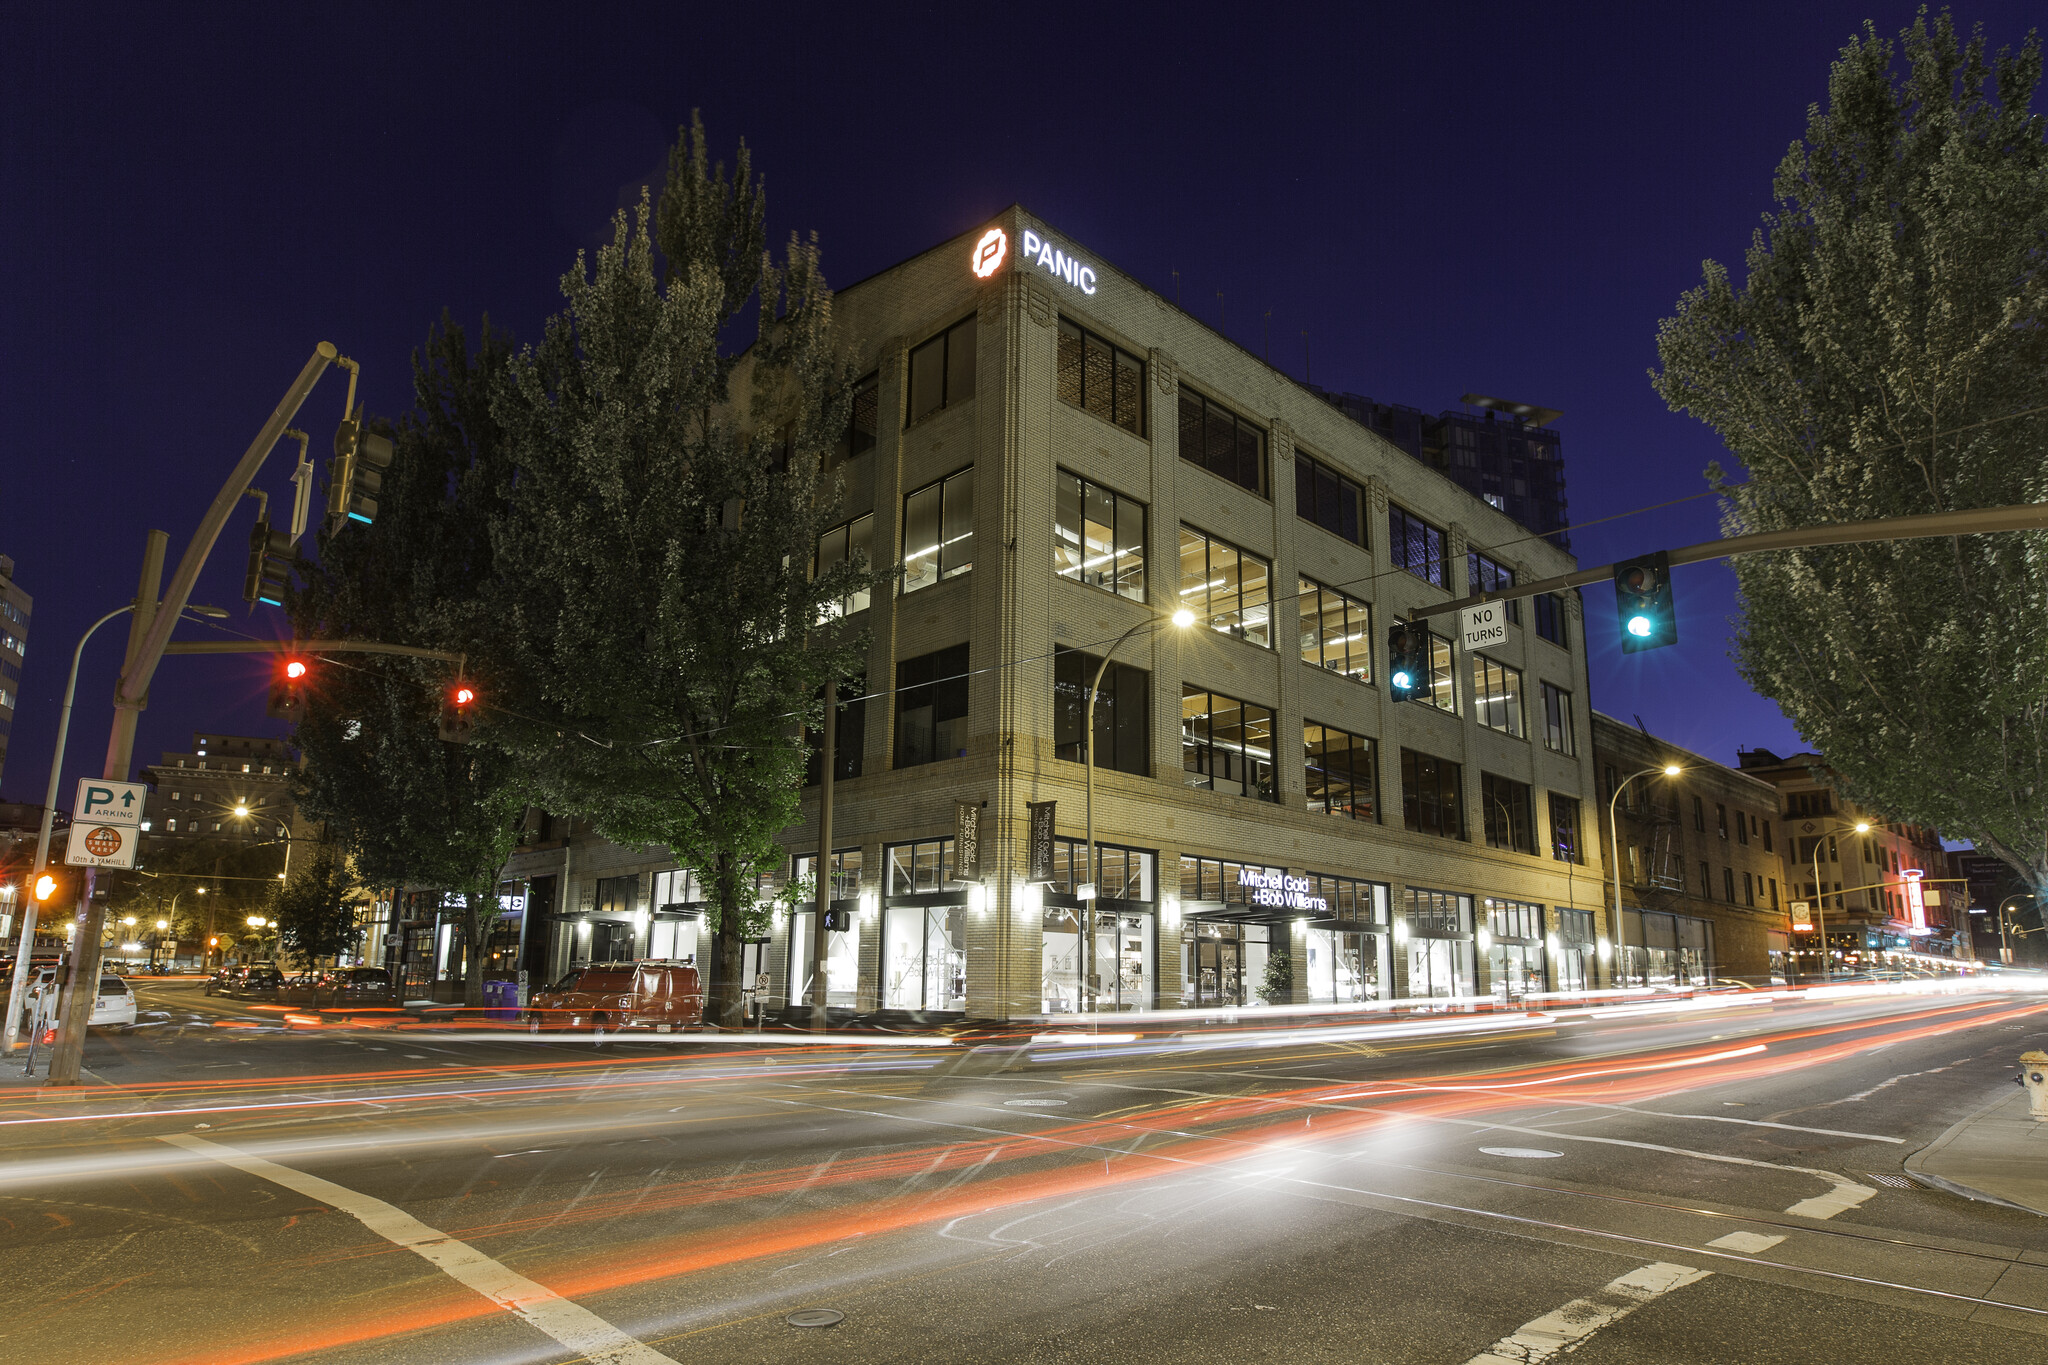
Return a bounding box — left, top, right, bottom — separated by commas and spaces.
2021, 1051, 2048, 1120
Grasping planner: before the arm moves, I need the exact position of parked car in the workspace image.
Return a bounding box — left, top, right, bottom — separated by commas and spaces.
229, 966, 286, 1000
523, 960, 703, 1033
22, 969, 136, 1034
331, 966, 395, 1005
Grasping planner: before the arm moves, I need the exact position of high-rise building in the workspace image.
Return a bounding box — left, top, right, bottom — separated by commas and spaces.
1310, 391, 1570, 549
0, 555, 31, 796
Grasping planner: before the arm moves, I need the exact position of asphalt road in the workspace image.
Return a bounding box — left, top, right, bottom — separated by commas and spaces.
1, 981, 2044, 1364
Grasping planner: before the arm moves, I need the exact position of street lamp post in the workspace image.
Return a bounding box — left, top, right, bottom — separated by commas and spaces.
1997, 894, 2036, 965
1607, 764, 1681, 989
1807, 819, 1871, 984
1080, 608, 1193, 1013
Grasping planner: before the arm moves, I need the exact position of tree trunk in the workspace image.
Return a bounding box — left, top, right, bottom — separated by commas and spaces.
712, 855, 745, 1029
462, 893, 486, 1009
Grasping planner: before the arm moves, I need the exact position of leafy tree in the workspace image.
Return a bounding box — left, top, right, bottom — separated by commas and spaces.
272, 846, 359, 963
289, 317, 533, 1005
488, 117, 877, 1026
1652, 11, 2048, 917
105, 837, 281, 944
1259, 947, 1293, 1005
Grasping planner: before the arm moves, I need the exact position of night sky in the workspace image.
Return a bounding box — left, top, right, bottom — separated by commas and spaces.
5, 3, 2037, 809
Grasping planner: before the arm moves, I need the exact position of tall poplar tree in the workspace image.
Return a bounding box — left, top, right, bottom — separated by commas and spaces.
488, 117, 874, 1026
1653, 12, 2048, 914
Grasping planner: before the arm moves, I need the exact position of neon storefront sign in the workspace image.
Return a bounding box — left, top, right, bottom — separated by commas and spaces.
1902, 869, 1929, 935
971, 225, 1098, 295
1236, 868, 1328, 914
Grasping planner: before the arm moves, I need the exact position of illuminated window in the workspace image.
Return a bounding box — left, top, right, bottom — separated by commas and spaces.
1180, 686, 1276, 802
1295, 451, 1366, 546
1304, 722, 1377, 821
1177, 389, 1266, 495
1298, 579, 1372, 683
1056, 321, 1144, 434
906, 318, 977, 424
1054, 471, 1146, 601
1389, 506, 1446, 586
1422, 629, 1456, 714
1179, 527, 1271, 647
901, 469, 974, 593
1470, 655, 1524, 738
814, 513, 874, 616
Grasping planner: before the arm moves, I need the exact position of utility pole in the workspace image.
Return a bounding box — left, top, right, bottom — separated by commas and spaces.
46, 343, 339, 1085
808, 685, 835, 1032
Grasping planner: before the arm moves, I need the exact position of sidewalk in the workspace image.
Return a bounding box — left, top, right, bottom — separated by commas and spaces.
1906, 1086, 2048, 1213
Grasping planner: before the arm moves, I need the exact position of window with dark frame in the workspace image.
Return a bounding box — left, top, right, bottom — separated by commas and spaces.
1304, 722, 1378, 821
1053, 646, 1150, 777
895, 644, 969, 769
1693, 795, 1706, 832
1736, 812, 1749, 846
1717, 803, 1729, 839
1180, 685, 1277, 802
1298, 578, 1372, 683
1540, 682, 1575, 755
902, 468, 974, 593
1054, 471, 1146, 601
1724, 866, 1737, 902
1424, 629, 1456, 713
1389, 505, 1447, 587
1533, 592, 1569, 648
1470, 655, 1525, 738
1057, 319, 1145, 435
814, 513, 874, 618
1179, 526, 1272, 647
1467, 550, 1520, 623
1480, 772, 1535, 854
1549, 793, 1584, 863
830, 373, 879, 466
906, 317, 977, 424
1401, 748, 1464, 840
1295, 451, 1367, 546
805, 676, 867, 786
1177, 388, 1266, 496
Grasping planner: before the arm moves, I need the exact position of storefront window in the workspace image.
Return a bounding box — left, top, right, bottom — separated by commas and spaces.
1182, 919, 1271, 1008
1305, 928, 1385, 1003
1485, 897, 1546, 999
882, 904, 966, 1011
1178, 855, 1288, 905
788, 910, 858, 1007
1042, 906, 1152, 1012
1402, 886, 1475, 998
1554, 907, 1596, 991
1049, 840, 1154, 900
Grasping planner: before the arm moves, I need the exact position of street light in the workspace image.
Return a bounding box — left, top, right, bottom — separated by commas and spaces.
1608, 763, 1681, 989
3, 600, 229, 1051
1998, 893, 2036, 965
1808, 819, 1871, 984
1081, 610, 1195, 1011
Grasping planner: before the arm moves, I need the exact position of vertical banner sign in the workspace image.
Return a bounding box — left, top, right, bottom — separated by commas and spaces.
1026, 802, 1057, 883
954, 801, 982, 882
1902, 870, 1928, 934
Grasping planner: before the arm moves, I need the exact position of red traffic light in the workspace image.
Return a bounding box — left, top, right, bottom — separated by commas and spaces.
284, 658, 308, 680
453, 685, 475, 707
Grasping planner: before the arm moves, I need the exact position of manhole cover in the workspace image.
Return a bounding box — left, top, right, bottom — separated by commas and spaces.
786, 1308, 844, 1328
1480, 1147, 1564, 1159
1005, 1098, 1069, 1107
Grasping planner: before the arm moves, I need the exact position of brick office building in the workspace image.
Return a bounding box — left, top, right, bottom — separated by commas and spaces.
497, 208, 1614, 1018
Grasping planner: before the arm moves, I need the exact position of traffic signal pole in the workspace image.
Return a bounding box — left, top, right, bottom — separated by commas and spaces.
45, 343, 341, 1086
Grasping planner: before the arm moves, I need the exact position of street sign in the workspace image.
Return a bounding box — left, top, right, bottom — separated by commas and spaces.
1790, 900, 1813, 932
74, 778, 147, 828
1460, 602, 1510, 653
64, 822, 139, 869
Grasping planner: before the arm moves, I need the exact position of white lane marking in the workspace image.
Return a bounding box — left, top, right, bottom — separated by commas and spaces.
1606, 1107, 1905, 1143
1462, 1260, 1709, 1364
1707, 1231, 1785, 1253
159, 1134, 673, 1365
1786, 1184, 1878, 1220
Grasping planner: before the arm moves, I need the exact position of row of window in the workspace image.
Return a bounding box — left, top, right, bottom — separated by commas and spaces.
1602, 765, 1780, 854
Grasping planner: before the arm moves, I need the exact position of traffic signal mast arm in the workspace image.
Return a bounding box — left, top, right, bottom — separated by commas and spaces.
162, 639, 466, 665
1404, 501, 2048, 621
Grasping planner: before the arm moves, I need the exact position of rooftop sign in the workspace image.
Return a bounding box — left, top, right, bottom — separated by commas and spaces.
971, 225, 1098, 296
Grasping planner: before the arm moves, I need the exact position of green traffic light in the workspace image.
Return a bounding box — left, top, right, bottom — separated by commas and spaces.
1627, 615, 1652, 638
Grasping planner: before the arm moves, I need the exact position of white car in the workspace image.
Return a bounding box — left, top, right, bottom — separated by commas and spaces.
22, 969, 136, 1035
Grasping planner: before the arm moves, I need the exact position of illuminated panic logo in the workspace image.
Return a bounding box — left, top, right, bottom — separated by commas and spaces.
1020, 229, 1096, 295
970, 228, 1007, 279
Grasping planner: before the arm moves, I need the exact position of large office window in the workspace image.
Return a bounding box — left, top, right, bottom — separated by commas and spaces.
1304, 723, 1378, 821
1480, 772, 1536, 853
895, 644, 969, 768
1177, 389, 1266, 496
906, 316, 976, 423
1401, 748, 1464, 840
1549, 793, 1584, 862
1533, 592, 1569, 648
1389, 505, 1447, 587
1298, 578, 1372, 683
1424, 629, 1457, 713
1054, 647, 1150, 777
1179, 527, 1271, 647
805, 676, 866, 786
1295, 451, 1366, 546
1540, 682, 1575, 756
1467, 550, 1519, 623
829, 373, 879, 467
1470, 655, 1525, 738
1181, 686, 1277, 801
814, 513, 874, 618
1057, 320, 1145, 434
902, 468, 974, 593
1054, 472, 1146, 601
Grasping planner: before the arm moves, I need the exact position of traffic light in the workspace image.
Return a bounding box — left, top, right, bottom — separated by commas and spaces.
269, 655, 310, 720
330, 402, 395, 530
33, 873, 56, 903
242, 518, 295, 607
438, 681, 477, 743
823, 908, 852, 932
1613, 551, 1677, 653
1387, 620, 1426, 702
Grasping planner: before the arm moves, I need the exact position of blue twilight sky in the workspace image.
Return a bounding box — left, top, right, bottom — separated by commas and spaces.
3, 2, 2038, 807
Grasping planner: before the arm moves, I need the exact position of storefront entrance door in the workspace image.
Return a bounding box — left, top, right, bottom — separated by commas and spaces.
1196, 936, 1240, 1006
